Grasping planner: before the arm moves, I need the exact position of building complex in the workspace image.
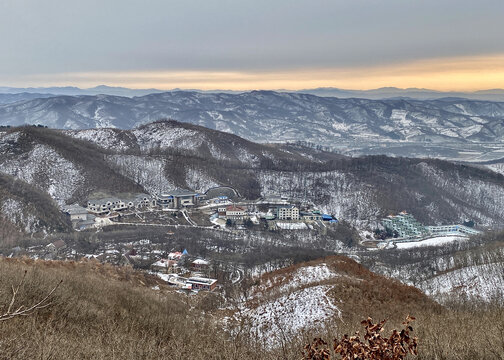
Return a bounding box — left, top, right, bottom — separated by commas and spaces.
381, 211, 481, 239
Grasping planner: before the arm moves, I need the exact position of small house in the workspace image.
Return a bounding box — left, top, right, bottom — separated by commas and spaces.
168, 251, 183, 260
46, 240, 67, 254
151, 259, 178, 273
192, 258, 210, 270
187, 277, 217, 291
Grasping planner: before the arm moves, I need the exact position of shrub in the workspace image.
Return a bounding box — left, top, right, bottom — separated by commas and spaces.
302, 316, 418, 360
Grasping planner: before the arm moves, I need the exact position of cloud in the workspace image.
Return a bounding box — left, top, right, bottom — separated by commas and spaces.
1, 0, 504, 82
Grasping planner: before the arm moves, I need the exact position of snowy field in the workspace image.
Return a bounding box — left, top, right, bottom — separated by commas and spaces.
395, 235, 467, 249
276, 222, 308, 230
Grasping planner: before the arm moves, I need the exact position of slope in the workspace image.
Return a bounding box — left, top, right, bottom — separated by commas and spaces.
0, 126, 144, 205
0, 173, 71, 241
361, 233, 504, 304
237, 255, 437, 346
0, 257, 251, 360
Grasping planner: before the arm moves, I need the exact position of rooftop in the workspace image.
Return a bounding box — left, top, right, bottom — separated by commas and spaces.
226, 205, 245, 211
192, 259, 210, 265
187, 277, 217, 285
160, 189, 198, 197
88, 197, 121, 204
277, 205, 298, 209
62, 204, 87, 215
50, 240, 66, 249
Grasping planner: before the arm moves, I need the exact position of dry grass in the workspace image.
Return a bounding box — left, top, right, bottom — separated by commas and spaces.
1, 256, 503, 359
0, 257, 255, 360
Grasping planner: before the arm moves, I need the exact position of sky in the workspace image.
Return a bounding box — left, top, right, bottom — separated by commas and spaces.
1, 0, 504, 91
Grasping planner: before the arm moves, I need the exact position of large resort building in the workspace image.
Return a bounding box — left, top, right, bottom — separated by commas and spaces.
155, 189, 200, 209
381, 212, 428, 238
276, 205, 300, 220
381, 211, 481, 239
85, 189, 201, 216
87, 194, 155, 215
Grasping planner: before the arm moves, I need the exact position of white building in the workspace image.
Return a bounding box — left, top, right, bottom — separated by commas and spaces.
87, 197, 127, 215
226, 205, 246, 220
124, 194, 155, 210
276, 205, 300, 220
187, 277, 217, 291
427, 224, 481, 236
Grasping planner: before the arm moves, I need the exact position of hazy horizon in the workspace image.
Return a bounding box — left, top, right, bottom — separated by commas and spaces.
2, 0, 503, 91
2, 83, 504, 94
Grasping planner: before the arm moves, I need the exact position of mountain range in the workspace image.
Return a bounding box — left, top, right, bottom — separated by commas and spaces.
1, 91, 504, 162
3, 85, 504, 101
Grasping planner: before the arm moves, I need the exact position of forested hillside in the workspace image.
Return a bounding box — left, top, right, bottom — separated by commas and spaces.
0, 173, 70, 243
2, 120, 504, 235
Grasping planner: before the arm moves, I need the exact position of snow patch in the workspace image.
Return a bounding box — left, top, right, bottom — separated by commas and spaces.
244, 285, 340, 345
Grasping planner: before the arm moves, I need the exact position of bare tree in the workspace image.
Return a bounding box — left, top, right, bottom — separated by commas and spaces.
0, 270, 62, 322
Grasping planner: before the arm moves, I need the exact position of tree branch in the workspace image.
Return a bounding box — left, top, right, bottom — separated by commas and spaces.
0, 271, 62, 322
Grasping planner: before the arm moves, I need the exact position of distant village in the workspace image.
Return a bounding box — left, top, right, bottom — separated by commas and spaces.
8, 185, 486, 293
16, 237, 218, 292
35, 187, 483, 291
50, 187, 339, 292
61, 188, 338, 232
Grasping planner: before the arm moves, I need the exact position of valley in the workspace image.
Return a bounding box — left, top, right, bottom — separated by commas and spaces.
0, 115, 503, 360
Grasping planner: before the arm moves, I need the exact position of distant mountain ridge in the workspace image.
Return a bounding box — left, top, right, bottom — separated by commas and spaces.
1, 91, 504, 151
295, 87, 504, 101
0, 85, 167, 97
3, 85, 504, 101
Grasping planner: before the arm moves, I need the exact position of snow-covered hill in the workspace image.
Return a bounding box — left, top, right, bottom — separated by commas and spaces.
0, 173, 71, 237
233, 256, 435, 347
362, 236, 504, 305
0, 126, 142, 207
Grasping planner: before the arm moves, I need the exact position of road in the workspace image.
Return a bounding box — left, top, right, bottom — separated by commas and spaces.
181, 209, 198, 226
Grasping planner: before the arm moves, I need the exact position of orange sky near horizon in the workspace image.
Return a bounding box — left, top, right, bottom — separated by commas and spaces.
14, 53, 504, 92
